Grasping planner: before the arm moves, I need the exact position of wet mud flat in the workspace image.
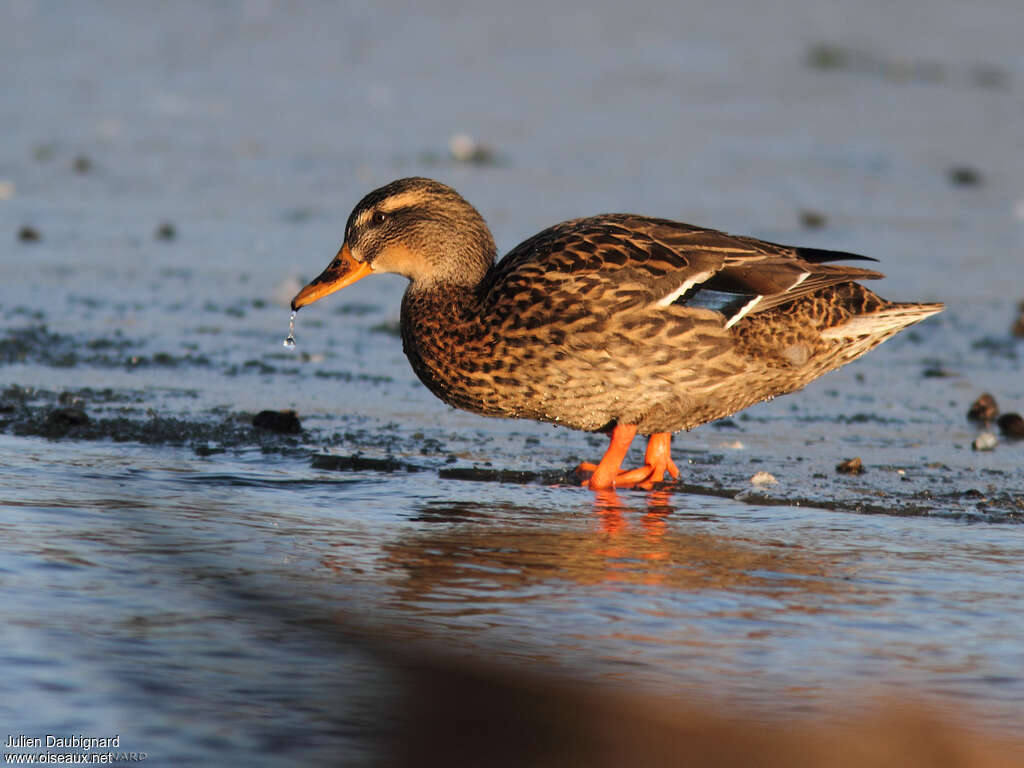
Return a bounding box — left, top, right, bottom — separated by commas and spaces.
1, 308, 1022, 522
3, 183, 1021, 524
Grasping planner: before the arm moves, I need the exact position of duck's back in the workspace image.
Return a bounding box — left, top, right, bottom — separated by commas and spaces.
401, 215, 940, 434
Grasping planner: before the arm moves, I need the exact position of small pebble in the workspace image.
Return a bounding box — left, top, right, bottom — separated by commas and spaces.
57, 391, 81, 406
948, 165, 983, 187
155, 222, 177, 241
972, 432, 997, 451
749, 471, 777, 486
970, 64, 1009, 89
72, 155, 92, 174
253, 409, 302, 434
967, 393, 999, 424
449, 133, 495, 165
1012, 301, 1024, 338
48, 407, 90, 428
33, 144, 56, 162
798, 209, 827, 229
806, 43, 850, 70
18, 225, 40, 242
997, 413, 1024, 439
836, 457, 865, 475
0, 180, 15, 200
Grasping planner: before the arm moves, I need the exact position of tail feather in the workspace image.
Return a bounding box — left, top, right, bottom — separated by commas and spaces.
820, 302, 944, 340
794, 246, 879, 265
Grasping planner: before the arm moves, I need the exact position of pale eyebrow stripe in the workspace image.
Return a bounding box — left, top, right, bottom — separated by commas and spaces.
379, 191, 431, 213
354, 190, 431, 228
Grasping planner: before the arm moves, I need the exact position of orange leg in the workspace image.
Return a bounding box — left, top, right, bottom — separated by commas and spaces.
641, 432, 680, 489
577, 423, 638, 490
578, 428, 680, 491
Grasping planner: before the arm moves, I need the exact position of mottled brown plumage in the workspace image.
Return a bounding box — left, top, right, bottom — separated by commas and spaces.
292, 177, 943, 490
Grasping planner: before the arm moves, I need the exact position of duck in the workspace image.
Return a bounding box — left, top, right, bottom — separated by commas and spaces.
291, 177, 942, 490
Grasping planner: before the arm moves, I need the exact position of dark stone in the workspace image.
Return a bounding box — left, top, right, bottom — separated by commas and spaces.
155, 222, 177, 241
948, 165, 983, 187
439, 467, 570, 484
252, 409, 302, 434
18, 225, 40, 242
1012, 301, 1024, 338
806, 43, 850, 70
997, 413, 1024, 439
33, 144, 56, 162
72, 155, 92, 174
836, 457, 865, 475
967, 393, 998, 424
194, 443, 225, 457
798, 210, 827, 229
311, 454, 414, 472
47, 407, 90, 433
711, 418, 740, 429
971, 64, 1009, 89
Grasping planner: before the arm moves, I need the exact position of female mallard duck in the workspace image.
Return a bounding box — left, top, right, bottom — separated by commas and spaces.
292, 177, 942, 490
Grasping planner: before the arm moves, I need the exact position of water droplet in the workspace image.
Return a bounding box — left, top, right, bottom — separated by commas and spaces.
283, 310, 297, 349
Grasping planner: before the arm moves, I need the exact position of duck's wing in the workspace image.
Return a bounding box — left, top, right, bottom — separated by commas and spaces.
483, 215, 884, 328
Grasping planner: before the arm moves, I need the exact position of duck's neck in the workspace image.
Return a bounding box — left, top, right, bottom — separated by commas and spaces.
404, 226, 497, 290
399, 277, 492, 412
400, 278, 488, 352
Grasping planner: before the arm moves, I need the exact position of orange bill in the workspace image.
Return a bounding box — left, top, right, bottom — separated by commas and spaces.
291, 243, 373, 311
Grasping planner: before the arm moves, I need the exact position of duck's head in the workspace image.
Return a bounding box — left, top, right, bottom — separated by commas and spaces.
291, 177, 497, 311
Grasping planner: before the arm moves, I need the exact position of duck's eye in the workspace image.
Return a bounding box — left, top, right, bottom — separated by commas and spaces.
372, 211, 387, 226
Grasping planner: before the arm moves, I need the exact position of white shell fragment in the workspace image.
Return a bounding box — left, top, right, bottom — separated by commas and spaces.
972, 432, 997, 451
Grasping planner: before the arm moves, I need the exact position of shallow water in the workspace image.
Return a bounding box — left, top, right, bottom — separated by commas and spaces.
3, 1, 1024, 765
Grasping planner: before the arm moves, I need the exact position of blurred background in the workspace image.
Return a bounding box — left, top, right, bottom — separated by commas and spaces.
2, 1, 1023, 766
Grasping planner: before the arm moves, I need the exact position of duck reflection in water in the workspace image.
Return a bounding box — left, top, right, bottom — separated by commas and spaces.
370, 495, 853, 613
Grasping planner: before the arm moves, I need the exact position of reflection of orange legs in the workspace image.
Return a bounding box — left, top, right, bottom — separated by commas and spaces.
578, 427, 680, 491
